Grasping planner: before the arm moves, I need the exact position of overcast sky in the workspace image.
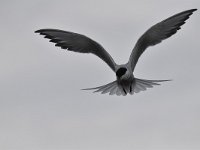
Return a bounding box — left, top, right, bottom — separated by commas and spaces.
0, 0, 200, 150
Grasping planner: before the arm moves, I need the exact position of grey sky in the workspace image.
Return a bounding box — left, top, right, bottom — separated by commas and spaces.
0, 0, 199, 150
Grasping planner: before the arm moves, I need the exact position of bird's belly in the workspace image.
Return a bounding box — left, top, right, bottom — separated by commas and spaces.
119, 78, 132, 84
117, 78, 133, 95
118, 75, 134, 87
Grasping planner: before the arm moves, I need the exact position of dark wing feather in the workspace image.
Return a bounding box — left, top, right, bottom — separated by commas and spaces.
35, 29, 117, 71
129, 9, 197, 71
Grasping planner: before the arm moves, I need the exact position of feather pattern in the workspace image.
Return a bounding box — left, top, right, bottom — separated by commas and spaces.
129, 9, 197, 71
35, 29, 117, 71
82, 78, 171, 96
35, 9, 197, 96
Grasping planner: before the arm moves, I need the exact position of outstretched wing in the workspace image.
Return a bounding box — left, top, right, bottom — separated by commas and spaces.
35, 29, 117, 71
129, 9, 197, 71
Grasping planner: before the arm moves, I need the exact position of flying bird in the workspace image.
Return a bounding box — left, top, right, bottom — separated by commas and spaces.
35, 9, 197, 96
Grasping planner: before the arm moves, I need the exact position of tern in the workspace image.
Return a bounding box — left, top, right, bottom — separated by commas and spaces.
35, 9, 197, 96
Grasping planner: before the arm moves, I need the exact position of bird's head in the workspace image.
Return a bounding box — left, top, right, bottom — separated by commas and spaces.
116, 67, 128, 80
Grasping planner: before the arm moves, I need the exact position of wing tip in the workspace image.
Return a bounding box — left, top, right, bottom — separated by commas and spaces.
190, 8, 197, 12
35, 29, 43, 33
34, 29, 54, 34
183, 8, 197, 14
81, 88, 98, 90
183, 9, 197, 16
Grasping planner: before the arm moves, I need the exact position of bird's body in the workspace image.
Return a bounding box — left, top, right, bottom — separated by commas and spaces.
35, 9, 197, 96
116, 65, 134, 95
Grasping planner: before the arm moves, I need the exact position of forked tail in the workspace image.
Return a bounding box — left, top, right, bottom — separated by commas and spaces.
82, 78, 171, 96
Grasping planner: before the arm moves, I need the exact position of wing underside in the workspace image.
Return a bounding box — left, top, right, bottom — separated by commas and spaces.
129, 9, 197, 71
35, 29, 117, 71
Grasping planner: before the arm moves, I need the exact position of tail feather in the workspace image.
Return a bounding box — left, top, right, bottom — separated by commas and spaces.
136, 82, 147, 91
133, 78, 171, 94
109, 85, 118, 95
132, 83, 141, 93
136, 79, 154, 87
82, 80, 125, 96
116, 87, 121, 96
81, 81, 115, 91
82, 81, 118, 94
100, 82, 116, 94
82, 78, 171, 96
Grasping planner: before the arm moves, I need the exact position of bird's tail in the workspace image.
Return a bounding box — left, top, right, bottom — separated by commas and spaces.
131, 78, 171, 95
82, 80, 120, 95
82, 78, 171, 96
